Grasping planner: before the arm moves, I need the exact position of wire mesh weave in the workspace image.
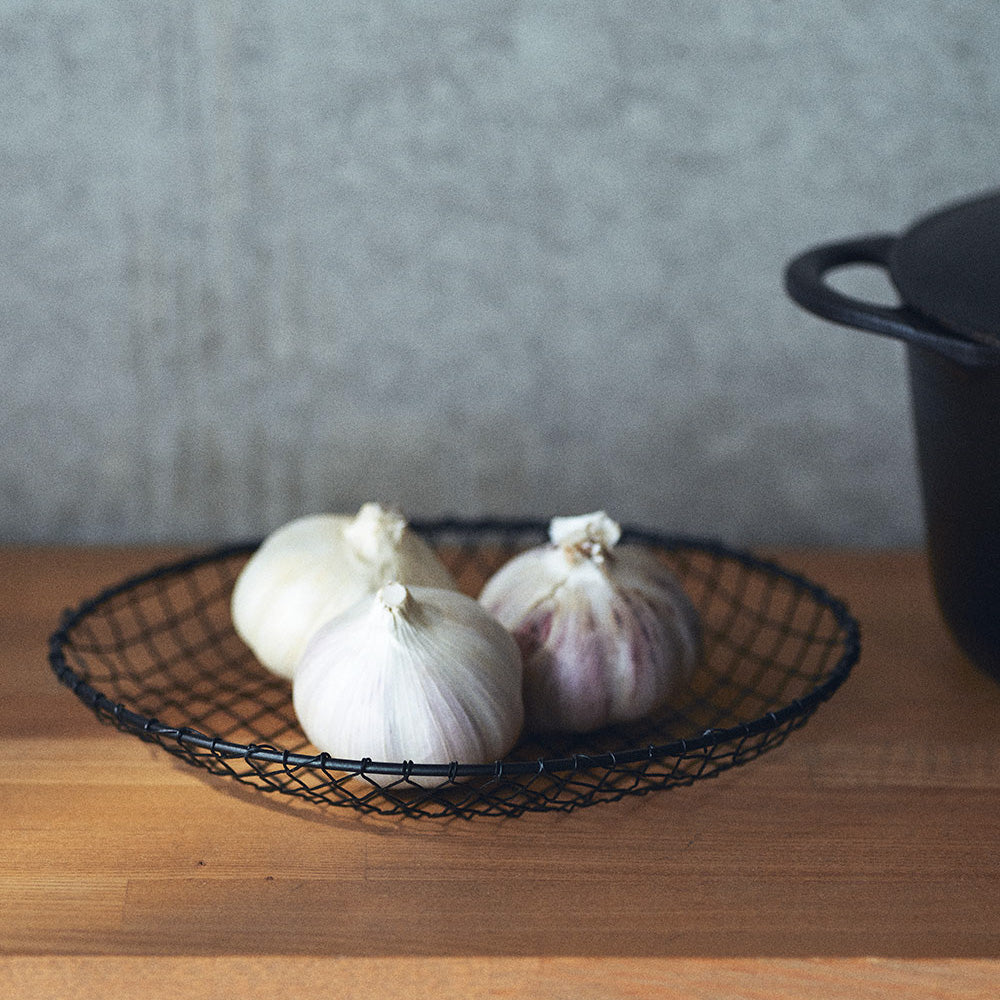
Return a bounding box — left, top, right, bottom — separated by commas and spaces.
48, 520, 860, 819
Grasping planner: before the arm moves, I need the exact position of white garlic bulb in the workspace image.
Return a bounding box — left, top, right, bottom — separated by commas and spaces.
293, 582, 524, 787
231, 503, 457, 680
479, 511, 701, 735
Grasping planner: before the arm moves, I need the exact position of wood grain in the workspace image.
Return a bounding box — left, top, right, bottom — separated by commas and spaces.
1, 957, 998, 1000
3, 545, 1000, 996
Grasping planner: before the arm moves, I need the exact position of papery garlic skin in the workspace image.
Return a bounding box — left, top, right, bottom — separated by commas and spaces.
293, 583, 524, 787
231, 503, 457, 680
479, 512, 700, 735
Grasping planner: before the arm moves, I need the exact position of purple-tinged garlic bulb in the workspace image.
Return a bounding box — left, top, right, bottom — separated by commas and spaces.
293, 582, 524, 787
479, 512, 700, 735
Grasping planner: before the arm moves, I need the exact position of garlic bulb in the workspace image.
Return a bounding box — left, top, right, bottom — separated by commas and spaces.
231, 503, 457, 680
293, 582, 524, 787
479, 511, 701, 735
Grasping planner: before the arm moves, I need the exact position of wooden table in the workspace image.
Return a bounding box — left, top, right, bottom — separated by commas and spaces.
2, 546, 999, 998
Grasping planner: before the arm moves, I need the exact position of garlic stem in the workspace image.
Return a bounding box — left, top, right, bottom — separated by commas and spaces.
344, 502, 406, 560
549, 511, 621, 563
377, 581, 410, 614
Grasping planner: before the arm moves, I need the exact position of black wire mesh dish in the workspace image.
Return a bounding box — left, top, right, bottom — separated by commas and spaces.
48, 520, 860, 820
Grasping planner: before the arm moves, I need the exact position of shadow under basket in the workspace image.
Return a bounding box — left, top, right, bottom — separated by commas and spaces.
48, 519, 860, 820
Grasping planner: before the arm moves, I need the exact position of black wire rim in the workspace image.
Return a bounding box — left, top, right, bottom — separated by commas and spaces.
47, 519, 861, 819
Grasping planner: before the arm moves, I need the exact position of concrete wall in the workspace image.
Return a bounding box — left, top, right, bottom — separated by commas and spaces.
4, 2, 998, 545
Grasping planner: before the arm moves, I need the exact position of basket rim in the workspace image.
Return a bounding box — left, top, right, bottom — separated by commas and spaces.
46, 518, 861, 780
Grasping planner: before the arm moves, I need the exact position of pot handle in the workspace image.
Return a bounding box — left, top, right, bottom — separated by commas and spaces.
784, 234, 989, 366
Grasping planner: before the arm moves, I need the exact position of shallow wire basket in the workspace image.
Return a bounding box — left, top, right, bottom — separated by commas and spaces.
48, 520, 860, 819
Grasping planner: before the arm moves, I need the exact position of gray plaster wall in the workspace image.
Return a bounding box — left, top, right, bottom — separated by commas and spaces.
4, 2, 998, 546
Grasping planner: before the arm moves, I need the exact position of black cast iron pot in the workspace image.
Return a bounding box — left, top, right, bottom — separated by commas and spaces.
785, 188, 1000, 682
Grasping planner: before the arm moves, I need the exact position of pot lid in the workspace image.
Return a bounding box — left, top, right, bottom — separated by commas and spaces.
888, 190, 1000, 349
